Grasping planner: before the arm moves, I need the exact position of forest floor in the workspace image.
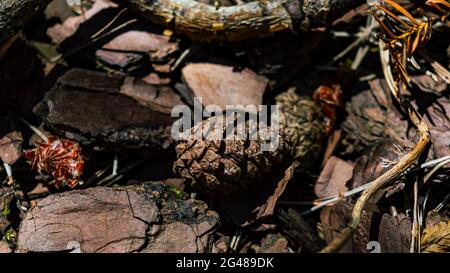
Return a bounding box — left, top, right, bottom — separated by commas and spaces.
0, 0, 449, 253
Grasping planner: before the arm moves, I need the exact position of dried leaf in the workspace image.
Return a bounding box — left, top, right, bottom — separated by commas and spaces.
312, 84, 343, 134
384, 0, 419, 25
24, 136, 84, 188
421, 221, 450, 253
253, 162, 298, 221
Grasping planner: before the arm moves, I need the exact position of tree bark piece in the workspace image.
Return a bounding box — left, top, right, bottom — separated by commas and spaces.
17, 182, 219, 253
0, 0, 51, 44
182, 63, 268, 109
314, 156, 353, 199
33, 68, 183, 150
123, 0, 365, 42
278, 208, 325, 253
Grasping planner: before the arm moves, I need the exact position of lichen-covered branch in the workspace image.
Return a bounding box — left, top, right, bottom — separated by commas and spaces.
124, 0, 365, 42
0, 0, 52, 44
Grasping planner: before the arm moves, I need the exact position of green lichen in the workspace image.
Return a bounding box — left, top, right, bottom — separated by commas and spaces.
168, 186, 184, 199
3, 229, 16, 248
1, 203, 10, 218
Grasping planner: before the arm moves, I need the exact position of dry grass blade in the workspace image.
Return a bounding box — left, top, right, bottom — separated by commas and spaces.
384, 0, 419, 25
426, 2, 445, 13
369, 10, 396, 39
426, 0, 450, 20
427, 0, 450, 10
376, 5, 412, 28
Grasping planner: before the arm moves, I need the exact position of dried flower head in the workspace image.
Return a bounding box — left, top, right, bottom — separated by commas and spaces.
24, 136, 84, 188
312, 84, 343, 134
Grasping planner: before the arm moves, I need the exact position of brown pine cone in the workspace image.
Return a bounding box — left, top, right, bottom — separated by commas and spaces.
173, 115, 293, 195
173, 89, 325, 196
276, 87, 326, 170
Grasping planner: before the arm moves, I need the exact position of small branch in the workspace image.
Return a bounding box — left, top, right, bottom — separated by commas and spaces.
123, 0, 365, 42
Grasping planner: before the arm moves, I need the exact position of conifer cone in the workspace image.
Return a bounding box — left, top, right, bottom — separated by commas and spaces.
276, 88, 326, 170
173, 89, 326, 196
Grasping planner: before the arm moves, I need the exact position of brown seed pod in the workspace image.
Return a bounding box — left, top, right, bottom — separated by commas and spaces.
276, 88, 326, 170
173, 88, 326, 196
173, 115, 293, 195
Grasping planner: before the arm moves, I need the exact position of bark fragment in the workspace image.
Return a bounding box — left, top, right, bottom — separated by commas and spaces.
182, 63, 268, 109
33, 68, 182, 150
17, 182, 219, 253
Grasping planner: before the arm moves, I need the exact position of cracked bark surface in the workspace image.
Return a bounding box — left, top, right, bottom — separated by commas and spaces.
16, 182, 219, 253
33, 68, 182, 150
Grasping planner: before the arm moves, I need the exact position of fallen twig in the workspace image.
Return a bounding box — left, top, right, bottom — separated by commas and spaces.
123, 0, 365, 42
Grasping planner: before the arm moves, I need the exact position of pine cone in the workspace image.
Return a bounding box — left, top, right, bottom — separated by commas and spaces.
174, 89, 325, 195
276, 88, 326, 170
173, 115, 292, 195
